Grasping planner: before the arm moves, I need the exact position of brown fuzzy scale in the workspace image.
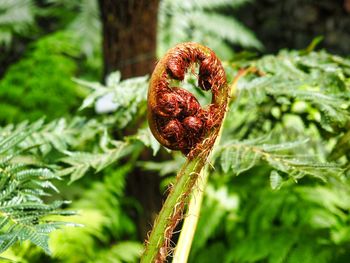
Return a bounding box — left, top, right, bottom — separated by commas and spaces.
154, 92, 181, 118
148, 42, 227, 157
162, 119, 184, 143
183, 116, 203, 134
173, 88, 201, 117
166, 47, 198, 80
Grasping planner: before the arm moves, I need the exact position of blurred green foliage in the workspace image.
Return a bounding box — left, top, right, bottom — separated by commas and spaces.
0, 0, 101, 124
158, 0, 262, 59
1, 0, 350, 263
48, 165, 141, 263
0, 32, 84, 124
1, 49, 350, 262
0, 114, 147, 262
187, 50, 350, 262
0, 0, 37, 46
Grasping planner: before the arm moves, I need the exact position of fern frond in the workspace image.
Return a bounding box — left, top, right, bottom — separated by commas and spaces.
129, 128, 160, 156
0, 117, 105, 157
0, 112, 142, 184
0, 120, 43, 155
0, 0, 36, 46
162, 0, 252, 11
193, 0, 253, 9
67, 0, 101, 58
219, 137, 340, 182
59, 141, 128, 183
158, 0, 261, 58
0, 120, 76, 254
48, 164, 140, 262
77, 72, 148, 128
191, 11, 263, 49
231, 50, 350, 138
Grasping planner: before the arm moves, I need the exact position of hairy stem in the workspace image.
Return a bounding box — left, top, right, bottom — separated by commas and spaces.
172, 167, 209, 263
142, 42, 230, 262
140, 155, 207, 262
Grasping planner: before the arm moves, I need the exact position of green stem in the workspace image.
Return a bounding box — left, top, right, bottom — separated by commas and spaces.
172, 167, 209, 263
172, 126, 224, 263
140, 155, 207, 262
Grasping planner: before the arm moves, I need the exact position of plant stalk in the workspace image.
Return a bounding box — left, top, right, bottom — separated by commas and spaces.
172, 167, 209, 263
142, 43, 234, 262
140, 155, 208, 262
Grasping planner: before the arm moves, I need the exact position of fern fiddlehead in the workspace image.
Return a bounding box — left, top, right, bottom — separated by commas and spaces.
148, 42, 228, 157
142, 42, 229, 262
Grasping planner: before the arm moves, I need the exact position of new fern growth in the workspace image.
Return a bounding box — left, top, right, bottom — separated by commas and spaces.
142, 42, 229, 262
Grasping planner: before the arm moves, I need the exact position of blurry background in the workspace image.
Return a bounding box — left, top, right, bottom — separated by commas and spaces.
0, 0, 348, 124
0, 0, 350, 262
238, 0, 350, 55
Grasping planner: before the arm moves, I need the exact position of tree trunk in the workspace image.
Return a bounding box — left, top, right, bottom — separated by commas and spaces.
98, 0, 161, 240
98, 0, 159, 79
